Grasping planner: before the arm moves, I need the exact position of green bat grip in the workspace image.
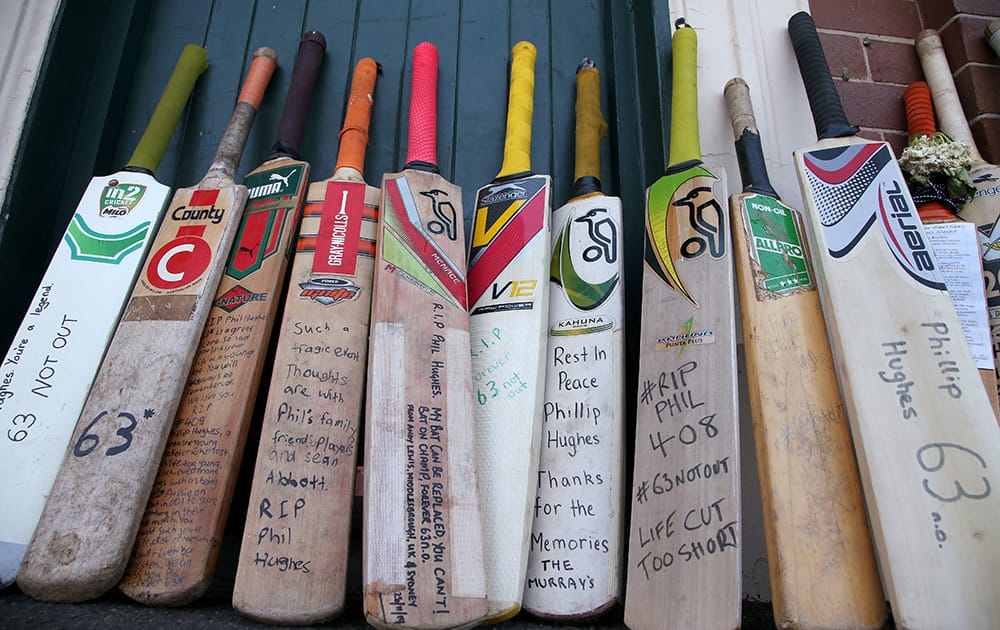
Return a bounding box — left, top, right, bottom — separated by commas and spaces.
126, 44, 209, 173
668, 21, 701, 167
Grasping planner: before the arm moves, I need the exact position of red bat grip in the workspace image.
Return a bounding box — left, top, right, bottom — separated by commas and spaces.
406, 41, 439, 168
904, 81, 937, 138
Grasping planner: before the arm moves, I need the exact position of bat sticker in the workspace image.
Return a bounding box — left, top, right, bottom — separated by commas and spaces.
551, 206, 620, 312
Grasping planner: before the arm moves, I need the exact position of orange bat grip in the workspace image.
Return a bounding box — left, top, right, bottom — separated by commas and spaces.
336, 58, 379, 173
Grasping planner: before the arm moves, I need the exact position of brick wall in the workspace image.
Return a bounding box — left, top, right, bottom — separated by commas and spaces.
809, 0, 1000, 161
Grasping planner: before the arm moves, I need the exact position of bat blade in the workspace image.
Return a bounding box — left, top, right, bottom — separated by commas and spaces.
119, 32, 326, 606
0, 44, 207, 588
523, 59, 625, 621
231, 56, 380, 626
790, 12, 1000, 628
915, 30, 1000, 418
724, 77, 886, 630
15, 48, 277, 603
623, 20, 741, 630
467, 40, 550, 622
363, 41, 487, 630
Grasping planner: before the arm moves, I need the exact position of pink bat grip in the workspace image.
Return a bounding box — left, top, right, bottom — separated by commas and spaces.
406, 41, 439, 167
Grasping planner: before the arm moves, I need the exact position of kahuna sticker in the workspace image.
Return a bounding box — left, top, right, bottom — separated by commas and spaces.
803, 143, 945, 291
739, 194, 814, 298
645, 165, 725, 306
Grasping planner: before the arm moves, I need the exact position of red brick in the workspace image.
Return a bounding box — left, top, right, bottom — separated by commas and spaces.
810, 0, 922, 37
884, 130, 911, 156
971, 117, 1000, 164
819, 32, 869, 81
955, 64, 1000, 119
868, 39, 923, 84
940, 14, 998, 68
835, 79, 908, 130
917, 0, 956, 30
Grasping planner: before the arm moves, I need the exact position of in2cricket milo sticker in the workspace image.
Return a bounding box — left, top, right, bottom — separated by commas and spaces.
100, 180, 146, 217
802, 143, 945, 291
740, 193, 814, 299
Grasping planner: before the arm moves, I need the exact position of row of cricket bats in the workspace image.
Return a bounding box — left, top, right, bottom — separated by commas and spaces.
2, 10, 1000, 630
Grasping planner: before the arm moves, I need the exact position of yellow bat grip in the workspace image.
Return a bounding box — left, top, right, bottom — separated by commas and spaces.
575, 62, 606, 183
668, 22, 701, 166
497, 41, 537, 178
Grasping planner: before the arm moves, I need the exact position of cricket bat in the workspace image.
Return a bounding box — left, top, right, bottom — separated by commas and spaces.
0, 45, 207, 588
902, 79, 998, 419
522, 58, 625, 621
724, 76, 886, 630
915, 30, 1000, 419
362, 41, 487, 630
119, 32, 325, 606
16, 47, 277, 603
467, 40, 550, 622
232, 56, 380, 625
788, 11, 1000, 627
623, 19, 740, 630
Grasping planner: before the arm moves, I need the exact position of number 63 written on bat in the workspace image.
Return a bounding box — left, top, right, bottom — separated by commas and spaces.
917, 442, 992, 502
72, 409, 149, 457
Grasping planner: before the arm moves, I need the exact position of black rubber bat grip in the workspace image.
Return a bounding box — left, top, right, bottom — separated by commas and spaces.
270, 30, 326, 159
787, 12, 858, 140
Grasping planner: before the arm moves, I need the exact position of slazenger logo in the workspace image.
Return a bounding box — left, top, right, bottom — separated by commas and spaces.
480, 182, 528, 205
248, 169, 298, 200
299, 277, 361, 306
974, 172, 1000, 198
878, 180, 946, 291
214, 285, 267, 312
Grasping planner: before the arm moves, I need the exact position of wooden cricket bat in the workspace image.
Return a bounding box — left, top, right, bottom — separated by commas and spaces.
915, 30, 1000, 420
467, 40, 550, 622
15, 47, 277, 603
623, 19, 740, 630
362, 41, 487, 630
902, 79, 999, 419
522, 58, 625, 622
788, 11, 1000, 628
0, 45, 207, 588
724, 76, 886, 630
231, 56, 380, 625
119, 32, 325, 607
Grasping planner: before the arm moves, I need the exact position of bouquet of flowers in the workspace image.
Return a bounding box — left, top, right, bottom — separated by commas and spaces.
899, 130, 976, 213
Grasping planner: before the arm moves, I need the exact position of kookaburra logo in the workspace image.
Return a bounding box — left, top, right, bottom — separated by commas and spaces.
421, 188, 458, 241
673, 185, 725, 259
574, 207, 618, 263
480, 182, 527, 205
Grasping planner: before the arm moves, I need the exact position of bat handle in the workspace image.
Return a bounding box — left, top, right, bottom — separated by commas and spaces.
334, 57, 380, 178
269, 30, 326, 160
125, 44, 208, 174
724, 78, 779, 198
904, 81, 937, 137
572, 58, 606, 198
206, 47, 277, 181
668, 19, 702, 167
903, 80, 956, 221
496, 41, 537, 178
405, 41, 439, 171
787, 12, 858, 140
914, 30, 984, 162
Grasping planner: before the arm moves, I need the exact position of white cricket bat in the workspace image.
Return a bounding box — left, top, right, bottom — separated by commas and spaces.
15, 47, 277, 603
467, 40, 550, 622
623, 18, 741, 630
232, 56, 380, 625
362, 41, 488, 630
0, 44, 207, 588
522, 58, 625, 622
789, 11, 1000, 628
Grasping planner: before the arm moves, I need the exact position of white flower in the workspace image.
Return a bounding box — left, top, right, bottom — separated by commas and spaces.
900, 132, 973, 178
